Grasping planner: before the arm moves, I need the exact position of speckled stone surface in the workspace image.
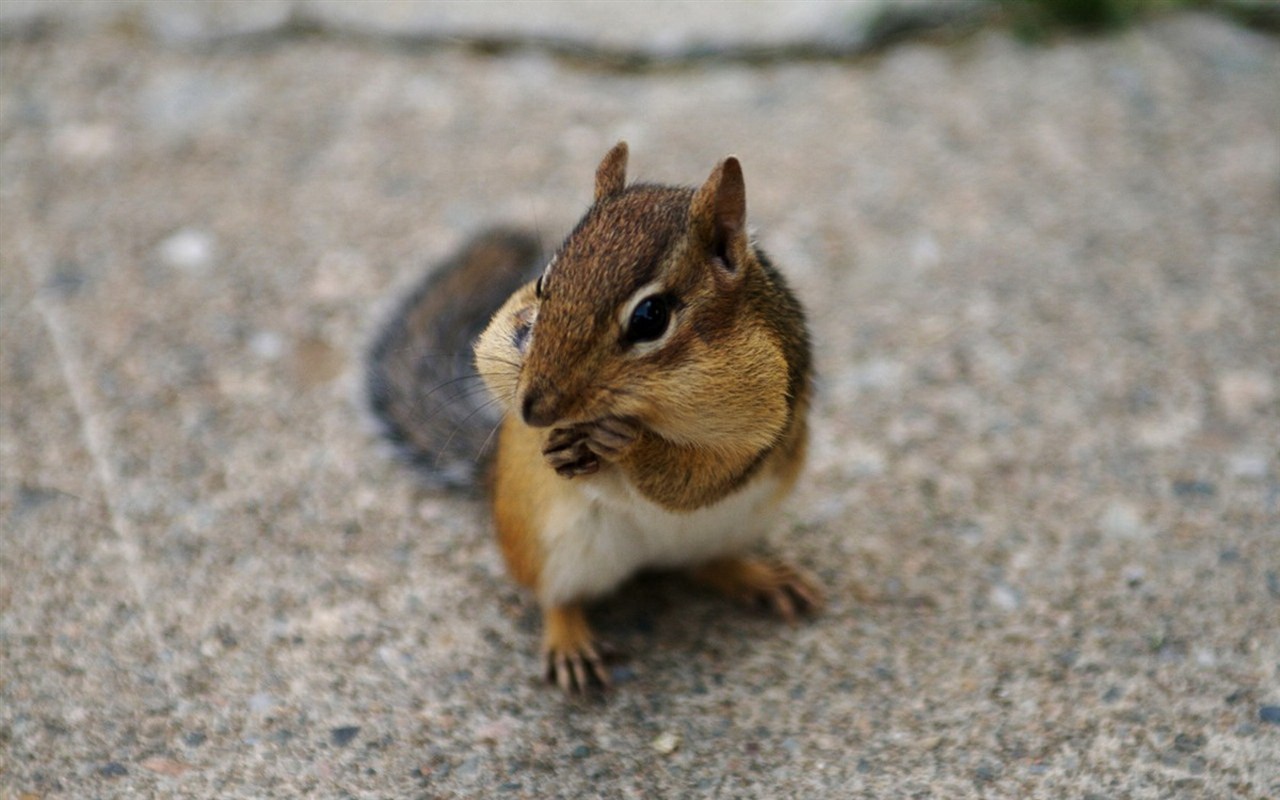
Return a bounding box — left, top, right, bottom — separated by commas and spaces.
0, 0, 961, 51
2, 7, 1278, 799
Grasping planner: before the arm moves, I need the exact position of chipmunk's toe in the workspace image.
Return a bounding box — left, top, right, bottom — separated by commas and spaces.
545, 641, 612, 693
757, 562, 824, 622
542, 604, 618, 693
543, 428, 600, 477
545, 418, 638, 470
582, 417, 640, 458
692, 556, 825, 623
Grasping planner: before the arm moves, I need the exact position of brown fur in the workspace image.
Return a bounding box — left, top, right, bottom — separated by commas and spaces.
491, 416, 547, 591
512, 152, 811, 510
469, 143, 819, 691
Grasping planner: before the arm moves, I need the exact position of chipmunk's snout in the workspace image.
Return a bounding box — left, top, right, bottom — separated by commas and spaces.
521, 387, 560, 428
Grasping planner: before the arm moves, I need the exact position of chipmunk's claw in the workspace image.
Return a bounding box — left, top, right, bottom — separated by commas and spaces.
543, 417, 640, 478
554, 456, 600, 478
692, 557, 825, 623
543, 428, 599, 477
541, 604, 620, 694
581, 417, 640, 458
545, 640, 612, 694
757, 563, 824, 623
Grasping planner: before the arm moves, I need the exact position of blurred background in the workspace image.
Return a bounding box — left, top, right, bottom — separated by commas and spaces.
2, 1, 1278, 798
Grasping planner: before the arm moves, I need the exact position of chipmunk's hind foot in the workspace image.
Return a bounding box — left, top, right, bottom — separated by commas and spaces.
542, 604, 617, 693
691, 556, 824, 623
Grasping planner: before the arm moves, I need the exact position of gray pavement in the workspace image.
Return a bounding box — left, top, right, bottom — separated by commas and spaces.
2, 3, 1279, 798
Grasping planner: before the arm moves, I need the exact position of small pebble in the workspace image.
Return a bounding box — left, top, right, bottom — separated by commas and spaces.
910, 232, 941, 271
847, 358, 906, 392
1173, 732, 1205, 752
1259, 706, 1280, 725
331, 726, 361, 747
1099, 501, 1149, 540
570, 744, 592, 759
651, 731, 681, 755
1172, 480, 1216, 499
247, 692, 275, 714
473, 716, 516, 742
249, 330, 284, 361
44, 261, 87, 298
158, 228, 217, 273
140, 756, 192, 776
1228, 452, 1268, 479
989, 583, 1022, 612
1135, 410, 1199, 448
53, 122, 119, 164
1225, 689, 1250, 705
1217, 370, 1274, 421
99, 762, 128, 777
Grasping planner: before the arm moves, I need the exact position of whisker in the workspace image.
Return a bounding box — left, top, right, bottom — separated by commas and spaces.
407, 389, 498, 425
375, 346, 484, 364
412, 372, 492, 406
367, 227, 543, 490
476, 404, 508, 462
434, 392, 510, 465
473, 352, 524, 370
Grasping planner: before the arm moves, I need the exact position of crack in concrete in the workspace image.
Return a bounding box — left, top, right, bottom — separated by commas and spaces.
22, 241, 180, 705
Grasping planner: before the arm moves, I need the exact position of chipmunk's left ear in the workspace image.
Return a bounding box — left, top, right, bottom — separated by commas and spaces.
691, 156, 749, 278
594, 141, 629, 202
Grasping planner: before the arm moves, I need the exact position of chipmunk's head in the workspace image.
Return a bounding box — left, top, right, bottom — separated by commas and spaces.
476, 142, 793, 453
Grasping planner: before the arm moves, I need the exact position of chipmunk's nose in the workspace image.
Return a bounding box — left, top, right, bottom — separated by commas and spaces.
521, 388, 559, 428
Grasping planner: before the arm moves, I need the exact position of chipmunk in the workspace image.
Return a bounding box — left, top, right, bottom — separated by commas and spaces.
368, 142, 821, 693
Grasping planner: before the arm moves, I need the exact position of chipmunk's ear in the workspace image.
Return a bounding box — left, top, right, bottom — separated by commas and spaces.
691, 156, 749, 276
594, 141, 629, 202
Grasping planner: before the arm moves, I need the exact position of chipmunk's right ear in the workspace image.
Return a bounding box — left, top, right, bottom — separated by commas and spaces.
594, 141, 629, 202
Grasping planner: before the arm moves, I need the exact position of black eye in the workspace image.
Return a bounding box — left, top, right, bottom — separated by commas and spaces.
625, 294, 673, 344
534, 275, 544, 299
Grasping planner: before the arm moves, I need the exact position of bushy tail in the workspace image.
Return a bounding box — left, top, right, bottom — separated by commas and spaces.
366, 228, 542, 493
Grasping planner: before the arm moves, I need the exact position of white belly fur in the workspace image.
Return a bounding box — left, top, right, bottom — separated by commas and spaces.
537, 469, 783, 606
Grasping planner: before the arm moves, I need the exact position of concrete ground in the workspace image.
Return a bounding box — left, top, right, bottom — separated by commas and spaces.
2, 3, 1278, 798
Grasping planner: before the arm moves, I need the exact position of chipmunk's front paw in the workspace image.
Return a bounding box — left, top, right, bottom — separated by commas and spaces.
543, 427, 599, 477
581, 417, 641, 458
543, 418, 640, 478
